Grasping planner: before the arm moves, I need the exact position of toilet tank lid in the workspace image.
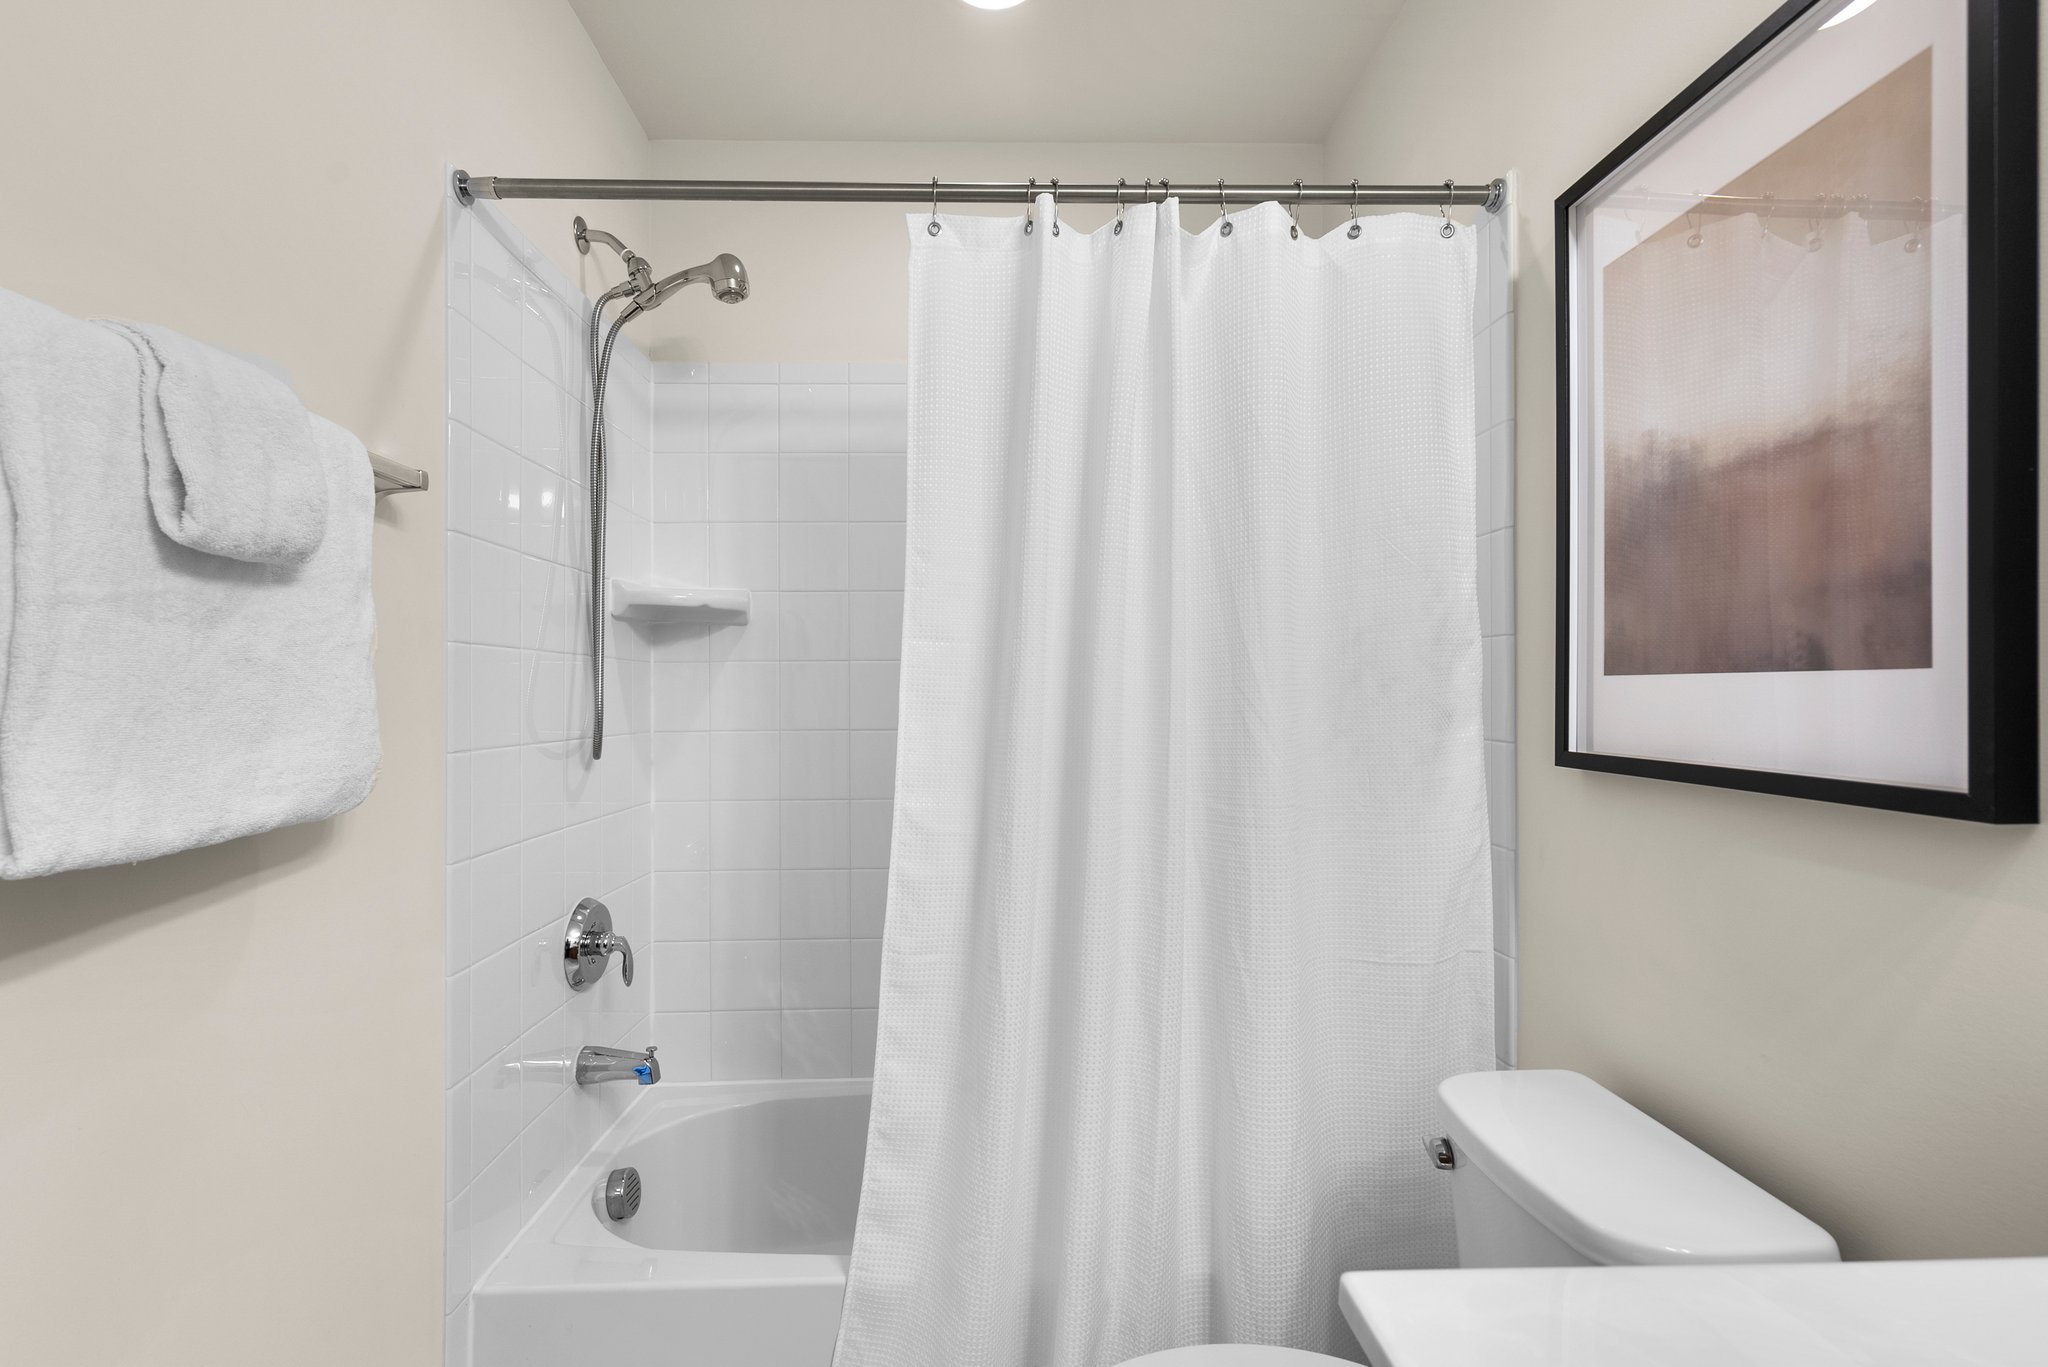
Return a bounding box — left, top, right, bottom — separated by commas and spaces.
1438, 1070, 1839, 1266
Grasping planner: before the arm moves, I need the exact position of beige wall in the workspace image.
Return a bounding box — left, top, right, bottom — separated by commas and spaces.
1327, 0, 2048, 1259
0, 3, 650, 1363
635, 140, 1323, 363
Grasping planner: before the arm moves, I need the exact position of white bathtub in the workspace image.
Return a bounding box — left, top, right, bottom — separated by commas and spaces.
473, 1078, 870, 1367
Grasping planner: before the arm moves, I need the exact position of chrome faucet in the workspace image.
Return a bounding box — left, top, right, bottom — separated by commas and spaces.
576, 1044, 660, 1087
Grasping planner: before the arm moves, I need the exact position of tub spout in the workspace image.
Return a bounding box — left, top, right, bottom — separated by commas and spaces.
577, 1044, 660, 1086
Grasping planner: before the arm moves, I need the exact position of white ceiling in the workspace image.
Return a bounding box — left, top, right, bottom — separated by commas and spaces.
567, 0, 1404, 144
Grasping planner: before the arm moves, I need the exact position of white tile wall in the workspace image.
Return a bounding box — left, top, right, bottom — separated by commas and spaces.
1473, 197, 1519, 1069
645, 362, 904, 1082
445, 189, 656, 1353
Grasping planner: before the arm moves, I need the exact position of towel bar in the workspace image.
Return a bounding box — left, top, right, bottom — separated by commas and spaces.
370, 452, 428, 495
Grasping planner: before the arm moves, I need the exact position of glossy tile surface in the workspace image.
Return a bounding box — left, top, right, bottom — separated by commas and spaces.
647, 363, 904, 1081
445, 192, 656, 1339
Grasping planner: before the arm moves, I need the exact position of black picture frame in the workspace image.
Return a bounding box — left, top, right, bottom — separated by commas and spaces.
1554, 0, 2038, 823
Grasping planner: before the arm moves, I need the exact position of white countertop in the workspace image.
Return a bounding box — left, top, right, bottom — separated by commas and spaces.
1339, 1259, 2048, 1367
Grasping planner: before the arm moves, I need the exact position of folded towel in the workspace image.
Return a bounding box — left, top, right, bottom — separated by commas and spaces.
95, 319, 329, 566
0, 288, 378, 878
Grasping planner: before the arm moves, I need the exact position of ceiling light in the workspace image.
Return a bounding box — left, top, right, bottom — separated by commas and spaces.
1820, 0, 1879, 29
962, 0, 1028, 9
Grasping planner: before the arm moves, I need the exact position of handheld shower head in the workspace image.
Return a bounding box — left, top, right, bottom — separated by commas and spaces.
630, 253, 750, 314
698, 253, 749, 304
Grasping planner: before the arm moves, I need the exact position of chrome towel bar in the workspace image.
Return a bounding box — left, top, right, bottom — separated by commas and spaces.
370, 451, 427, 495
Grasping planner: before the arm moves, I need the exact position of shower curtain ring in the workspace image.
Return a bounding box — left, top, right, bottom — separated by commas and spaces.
1218, 179, 1232, 237
1440, 179, 1456, 239
1050, 178, 1061, 236
1289, 179, 1303, 240
1348, 179, 1362, 239
1025, 177, 1036, 235
1114, 178, 1127, 236
928, 177, 942, 237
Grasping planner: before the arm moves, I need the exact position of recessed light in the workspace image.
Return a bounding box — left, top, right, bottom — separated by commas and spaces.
1820, 0, 1879, 29
962, 0, 1028, 9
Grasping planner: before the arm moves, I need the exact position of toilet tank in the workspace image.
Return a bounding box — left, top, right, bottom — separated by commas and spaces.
1435, 1070, 1839, 1267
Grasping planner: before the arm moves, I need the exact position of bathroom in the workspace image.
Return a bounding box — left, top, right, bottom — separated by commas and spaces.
0, 0, 2042, 1363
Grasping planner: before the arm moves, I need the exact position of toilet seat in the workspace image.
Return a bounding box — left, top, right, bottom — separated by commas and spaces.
1115, 1348, 1355, 1366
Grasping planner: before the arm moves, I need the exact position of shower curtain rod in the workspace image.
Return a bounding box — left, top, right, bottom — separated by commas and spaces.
454, 171, 1508, 213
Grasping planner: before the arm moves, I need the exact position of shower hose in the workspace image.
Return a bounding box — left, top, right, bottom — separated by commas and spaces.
585, 297, 632, 760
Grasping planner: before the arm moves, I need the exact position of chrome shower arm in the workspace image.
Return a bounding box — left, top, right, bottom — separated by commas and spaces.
575, 216, 655, 293
574, 219, 629, 256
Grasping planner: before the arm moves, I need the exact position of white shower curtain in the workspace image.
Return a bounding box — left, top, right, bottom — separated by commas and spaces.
836, 198, 1493, 1367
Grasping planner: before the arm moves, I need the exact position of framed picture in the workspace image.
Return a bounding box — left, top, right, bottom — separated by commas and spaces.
1555, 0, 2037, 822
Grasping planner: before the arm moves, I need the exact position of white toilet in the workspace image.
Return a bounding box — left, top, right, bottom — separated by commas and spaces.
1118, 1069, 1837, 1367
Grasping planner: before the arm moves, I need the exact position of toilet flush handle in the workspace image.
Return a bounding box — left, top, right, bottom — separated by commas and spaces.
1426, 1136, 1457, 1170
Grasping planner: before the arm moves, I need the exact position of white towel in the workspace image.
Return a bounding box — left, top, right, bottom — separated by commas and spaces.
0, 288, 379, 879
95, 320, 329, 566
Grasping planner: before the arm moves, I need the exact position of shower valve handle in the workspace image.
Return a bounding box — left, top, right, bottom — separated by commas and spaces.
563, 897, 634, 991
